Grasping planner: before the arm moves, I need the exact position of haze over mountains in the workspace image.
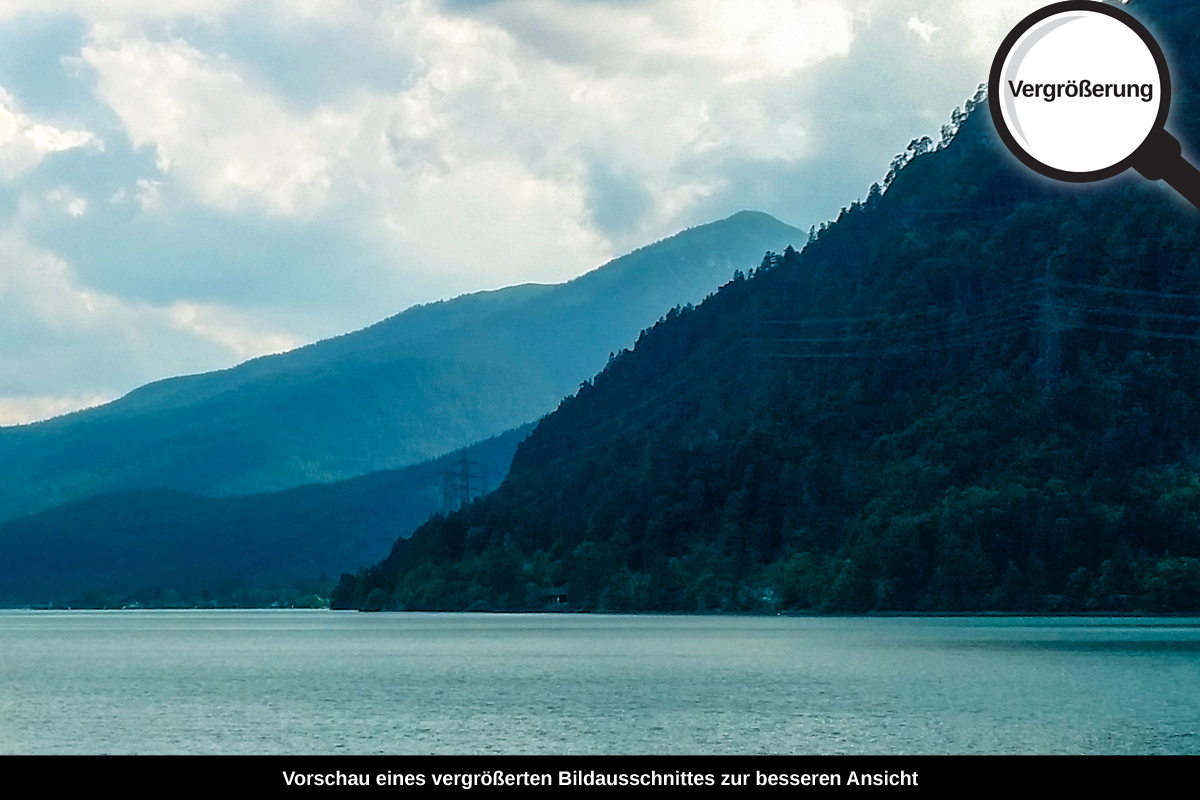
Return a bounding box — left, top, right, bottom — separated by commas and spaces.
0, 210, 800, 524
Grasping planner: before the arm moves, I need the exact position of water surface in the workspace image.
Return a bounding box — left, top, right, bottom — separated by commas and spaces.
1, 611, 1196, 754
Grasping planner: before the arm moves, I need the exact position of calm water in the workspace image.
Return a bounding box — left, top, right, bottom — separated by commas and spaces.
0, 611, 1197, 754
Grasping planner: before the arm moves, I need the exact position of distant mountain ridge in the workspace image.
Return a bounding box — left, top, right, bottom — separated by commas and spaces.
0, 425, 529, 607
0, 210, 800, 521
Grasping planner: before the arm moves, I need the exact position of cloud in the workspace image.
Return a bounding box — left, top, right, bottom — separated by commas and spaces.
40, 188, 90, 218
0, 87, 100, 178
907, 16, 938, 43
80, 22, 362, 216
168, 300, 298, 358
954, 0, 1048, 59
69, 1, 1045, 264
134, 178, 163, 211
380, 157, 611, 290
73, 2, 874, 242
0, 0, 1060, 421
0, 0, 243, 25
0, 394, 112, 427
448, 0, 862, 77
0, 228, 299, 404
372, 0, 864, 248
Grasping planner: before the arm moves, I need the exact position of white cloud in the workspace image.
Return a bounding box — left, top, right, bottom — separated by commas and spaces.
0, 0, 1075, 422
458, 0, 863, 78
81, 23, 362, 216
954, 0, 1048, 59
0, 87, 100, 179
0, 228, 147, 341
711, 0, 861, 82
134, 178, 163, 212
72, 2, 873, 246
0, 229, 300, 407
168, 300, 297, 358
907, 16, 939, 43
381, 157, 611, 289
371, 0, 866, 251
0, 0, 242, 24
0, 394, 113, 427
44, 189, 90, 218
68, 0, 1018, 276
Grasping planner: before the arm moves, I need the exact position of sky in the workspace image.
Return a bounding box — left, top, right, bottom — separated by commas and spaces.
0, 0, 1056, 425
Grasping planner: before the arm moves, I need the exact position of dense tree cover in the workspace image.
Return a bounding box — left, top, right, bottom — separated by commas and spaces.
336, 1, 1200, 613
0, 426, 528, 607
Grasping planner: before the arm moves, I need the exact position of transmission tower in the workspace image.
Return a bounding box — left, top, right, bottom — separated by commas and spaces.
441, 453, 485, 512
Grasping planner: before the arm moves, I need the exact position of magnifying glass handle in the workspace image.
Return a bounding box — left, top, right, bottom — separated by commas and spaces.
1133, 128, 1200, 210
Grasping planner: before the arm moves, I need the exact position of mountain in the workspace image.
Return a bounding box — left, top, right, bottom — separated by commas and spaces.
0, 424, 529, 607
0, 210, 800, 522
333, 0, 1200, 614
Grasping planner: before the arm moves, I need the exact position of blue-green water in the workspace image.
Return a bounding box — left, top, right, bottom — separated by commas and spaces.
1, 611, 1197, 754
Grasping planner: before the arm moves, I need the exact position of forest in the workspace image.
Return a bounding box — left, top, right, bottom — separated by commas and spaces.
335, 0, 1200, 613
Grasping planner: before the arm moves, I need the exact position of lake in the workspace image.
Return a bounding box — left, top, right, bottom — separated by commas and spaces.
1, 611, 1197, 754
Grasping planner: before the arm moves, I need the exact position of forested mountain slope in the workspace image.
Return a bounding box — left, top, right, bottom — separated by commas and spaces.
334, 0, 1200, 614
0, 425, 528, 607
0, 211, 799, 522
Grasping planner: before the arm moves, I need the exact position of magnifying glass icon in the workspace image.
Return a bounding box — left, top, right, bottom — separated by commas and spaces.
989, 1, 1200, 209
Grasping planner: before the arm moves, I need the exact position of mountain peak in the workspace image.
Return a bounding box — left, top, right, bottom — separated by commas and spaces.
0, 212, 800, 522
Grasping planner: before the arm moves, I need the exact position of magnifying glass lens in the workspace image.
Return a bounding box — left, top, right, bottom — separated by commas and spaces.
992, 2, 1200, 210
991, 4, 1169, 182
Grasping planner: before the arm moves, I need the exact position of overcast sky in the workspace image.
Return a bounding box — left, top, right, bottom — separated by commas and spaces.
0, 0, 1054, 425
